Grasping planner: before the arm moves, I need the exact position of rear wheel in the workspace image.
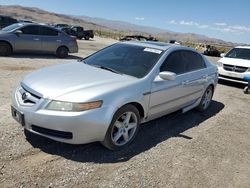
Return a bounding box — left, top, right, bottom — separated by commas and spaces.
56, 46, 68, 58
243, 86, 250, 94
196, 86, 214, 111
102, 105, 140, 150
0, 42, 12, 56
84, 36, 90, 40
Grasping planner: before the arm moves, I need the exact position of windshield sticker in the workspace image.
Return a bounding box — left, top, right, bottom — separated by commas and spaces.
144, 48, 162, 54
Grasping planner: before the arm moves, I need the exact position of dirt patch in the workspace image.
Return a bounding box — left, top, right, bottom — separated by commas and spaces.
0, 37, 250, 188
0, 66, 36, 71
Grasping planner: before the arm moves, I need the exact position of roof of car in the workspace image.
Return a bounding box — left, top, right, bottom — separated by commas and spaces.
122, 41, 173, 51
235, 46, 250, 49
122, 41, 195, 52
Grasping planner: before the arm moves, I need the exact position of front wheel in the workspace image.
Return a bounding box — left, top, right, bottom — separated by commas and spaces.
102, 105, 140, 150
196, 86, 214, 112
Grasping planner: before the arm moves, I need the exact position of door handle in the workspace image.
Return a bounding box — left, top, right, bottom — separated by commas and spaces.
182, 80, 190, 85
34, 38, 40, 41
56, 40, 62, 42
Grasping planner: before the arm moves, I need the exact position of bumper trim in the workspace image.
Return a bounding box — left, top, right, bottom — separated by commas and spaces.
31, 125, 73, 139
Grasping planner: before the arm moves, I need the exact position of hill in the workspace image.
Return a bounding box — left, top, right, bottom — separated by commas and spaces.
0, 5, 235, 46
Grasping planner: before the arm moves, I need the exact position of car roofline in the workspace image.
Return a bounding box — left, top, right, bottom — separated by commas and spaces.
235, 46, 250, 49
120, 41, 198, 52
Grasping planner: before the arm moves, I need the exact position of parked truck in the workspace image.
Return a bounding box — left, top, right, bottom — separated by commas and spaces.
0, 15, 18, 29
60, 26, 94, 40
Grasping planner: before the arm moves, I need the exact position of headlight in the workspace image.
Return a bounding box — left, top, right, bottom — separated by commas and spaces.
217, 61, 223, 67
45, 100, 102, 112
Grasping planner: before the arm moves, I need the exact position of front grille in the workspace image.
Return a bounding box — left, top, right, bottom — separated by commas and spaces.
17, 86, 41, 106
32, 125, 73, 139
223, 64, 248, 73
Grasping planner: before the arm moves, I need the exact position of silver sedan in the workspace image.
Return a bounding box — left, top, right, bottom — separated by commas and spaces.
11, 41, 218, 150
0, 23, 78, 58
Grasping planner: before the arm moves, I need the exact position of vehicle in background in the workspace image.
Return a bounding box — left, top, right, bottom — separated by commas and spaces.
0, 23, 78, 58
18, 19, 33, 23
203, 45, 221, 57
11, 41, 218, 150
169, 39, 180, 45
60, 26, 94, 40
196, 44, 221, 57
0, 15, 18, 29
120, 35, 158, 42
54, 23, 70, 28
217, 46, 250, 84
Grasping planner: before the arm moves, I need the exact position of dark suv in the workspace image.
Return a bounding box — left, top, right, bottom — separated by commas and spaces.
0, 15, 18, 29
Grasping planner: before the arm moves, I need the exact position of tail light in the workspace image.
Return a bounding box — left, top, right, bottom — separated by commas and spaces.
70, 36, 77, 42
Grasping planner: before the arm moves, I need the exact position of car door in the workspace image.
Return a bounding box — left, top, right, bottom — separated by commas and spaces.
39, 26, 62, 53
179, 50, 208, 104
14, 25, 42, 52
148, 50, 206, 119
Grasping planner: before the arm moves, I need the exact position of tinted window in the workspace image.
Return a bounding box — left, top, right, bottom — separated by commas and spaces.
183, 51, 206, 72
40, 27, 58, 36
85, 43, 163, 78
160, 50, 206, 74
160, 51, 186, 74
21, 26, 39, 35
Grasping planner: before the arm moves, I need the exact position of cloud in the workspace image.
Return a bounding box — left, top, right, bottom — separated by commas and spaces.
167, 19, 250, 34
179, 20, 199, 26
167, 20, 177, 24
215, 22, 227, 26
135, 17, 145, 21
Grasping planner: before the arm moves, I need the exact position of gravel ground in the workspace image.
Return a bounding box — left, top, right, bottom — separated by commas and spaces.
0, 37, 250, 188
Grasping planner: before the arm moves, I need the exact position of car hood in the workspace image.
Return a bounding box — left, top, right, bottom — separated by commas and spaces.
21, 62, 137, 100
219, 57, 250, 67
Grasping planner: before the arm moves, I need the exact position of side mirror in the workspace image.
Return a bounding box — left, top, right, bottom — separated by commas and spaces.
154, 71, 176, 82
220, 53, 225, 57
14, 30, 22, 36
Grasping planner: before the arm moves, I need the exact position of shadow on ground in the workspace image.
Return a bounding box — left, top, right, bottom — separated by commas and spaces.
218, 79, 246, 89
26, 100, 224, 163
9, 53, 82, 60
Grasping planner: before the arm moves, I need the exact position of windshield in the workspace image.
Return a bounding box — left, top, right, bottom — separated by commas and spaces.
84, 43, 163, 78
225, 48, 250, 60
1, 23, 23, 32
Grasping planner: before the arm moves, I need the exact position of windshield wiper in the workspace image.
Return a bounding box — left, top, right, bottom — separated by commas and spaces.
94, 65, 123, 75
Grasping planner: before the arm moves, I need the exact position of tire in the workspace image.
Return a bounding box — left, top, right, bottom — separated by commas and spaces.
243, 86, 250, 94
196, 86, 214, 112
102, 104, 140, 150
84, 36, 90, 40
0, 42, 12, 56
56, 46, 68, 58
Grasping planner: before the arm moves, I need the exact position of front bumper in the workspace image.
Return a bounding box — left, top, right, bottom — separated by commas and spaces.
11, 87, 111, 144
218, 67, 250, 84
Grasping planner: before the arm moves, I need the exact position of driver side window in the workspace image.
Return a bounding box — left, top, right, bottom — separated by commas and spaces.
20, 26, 39, 35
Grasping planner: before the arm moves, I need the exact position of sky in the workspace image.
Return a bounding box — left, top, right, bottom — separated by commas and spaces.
0, 0, 250, 44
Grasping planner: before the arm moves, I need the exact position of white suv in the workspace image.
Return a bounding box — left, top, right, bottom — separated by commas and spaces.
217, 46, 250, 83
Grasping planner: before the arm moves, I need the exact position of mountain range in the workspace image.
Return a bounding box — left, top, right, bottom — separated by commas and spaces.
0, 5, 235, 46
